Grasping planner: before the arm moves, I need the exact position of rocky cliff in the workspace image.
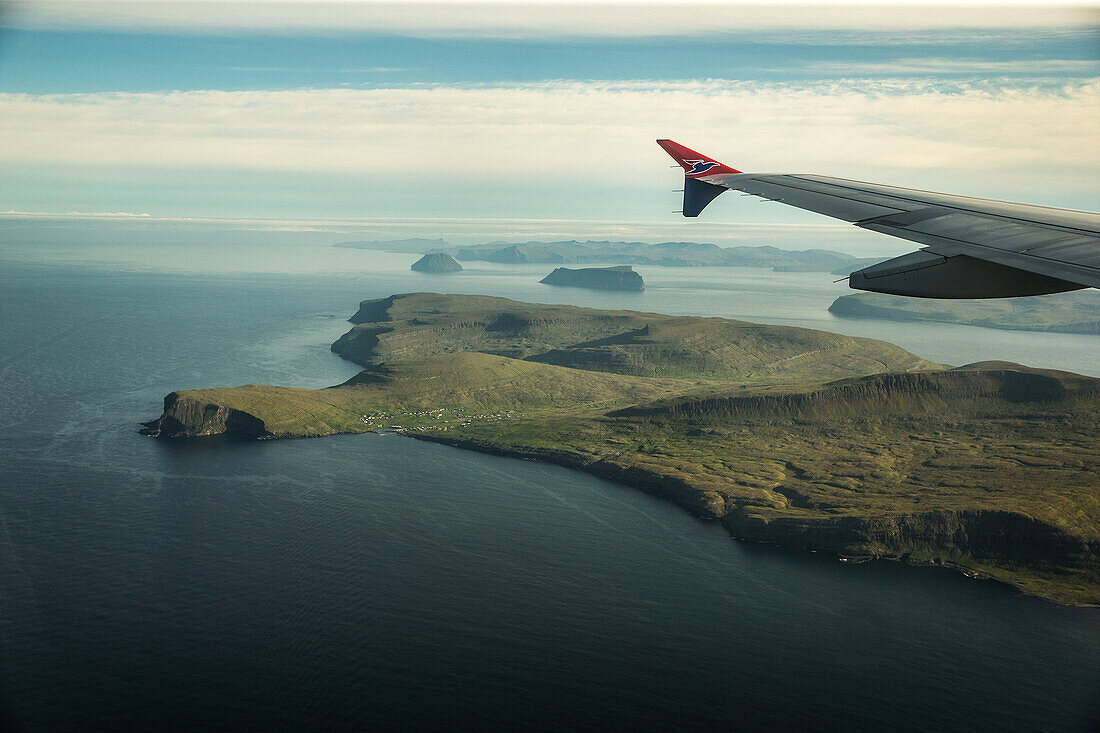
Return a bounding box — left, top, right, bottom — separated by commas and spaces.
140, 391, 272, 438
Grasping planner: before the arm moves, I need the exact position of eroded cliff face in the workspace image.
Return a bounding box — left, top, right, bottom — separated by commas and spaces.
723, 509, 1097, 571
415, 435, 730, 519
140, 392, 271, 438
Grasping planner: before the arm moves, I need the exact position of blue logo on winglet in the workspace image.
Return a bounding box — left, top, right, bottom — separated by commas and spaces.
686, 160, 719, 175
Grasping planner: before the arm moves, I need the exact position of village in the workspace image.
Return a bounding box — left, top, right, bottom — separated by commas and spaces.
359, 407, 517, 433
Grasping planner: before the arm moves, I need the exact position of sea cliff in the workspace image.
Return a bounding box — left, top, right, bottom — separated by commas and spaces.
141, 391, 272, 438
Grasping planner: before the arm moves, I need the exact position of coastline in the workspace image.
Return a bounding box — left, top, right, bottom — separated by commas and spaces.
139, 295, 1100, 607
141, 409, 1098, 607
405, 430, 1099, 608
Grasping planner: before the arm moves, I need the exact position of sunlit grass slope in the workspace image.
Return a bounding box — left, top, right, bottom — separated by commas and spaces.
332, 293, 941, 381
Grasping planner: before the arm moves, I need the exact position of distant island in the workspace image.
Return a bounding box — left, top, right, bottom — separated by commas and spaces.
337, 238, 871, 273
411, 252, 463, 273
540, 265, 644, 291
143, 293, 1100, 605
830, 290, 1100, 334
338, 237, 450, 254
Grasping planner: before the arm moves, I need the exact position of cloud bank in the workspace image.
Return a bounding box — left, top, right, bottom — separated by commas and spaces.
7, 1, 1099, 38
3, 80, 1098, 192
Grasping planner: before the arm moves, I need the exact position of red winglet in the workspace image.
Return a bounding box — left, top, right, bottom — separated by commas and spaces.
656, 139, 741, 177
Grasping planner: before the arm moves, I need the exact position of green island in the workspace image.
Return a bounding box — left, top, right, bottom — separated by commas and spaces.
540, 265, 645, 291
830, 290, 1100, 335
143, 293, 1100, 605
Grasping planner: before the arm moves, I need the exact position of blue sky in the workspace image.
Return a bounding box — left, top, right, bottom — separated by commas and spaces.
1, 2, 1098, 242
4, 26, 1098, 92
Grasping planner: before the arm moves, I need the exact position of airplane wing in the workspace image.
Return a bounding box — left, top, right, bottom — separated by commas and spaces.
657, 139, 1100, 298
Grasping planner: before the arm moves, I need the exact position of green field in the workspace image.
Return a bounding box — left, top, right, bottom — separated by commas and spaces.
145, 293, 1100, 604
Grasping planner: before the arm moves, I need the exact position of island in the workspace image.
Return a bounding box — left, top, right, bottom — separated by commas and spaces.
411, 252, 463, 273
143, 293, 1100, 605
338, 238, 870, 272
829, 290, 1100, 334
540, 265, 644, 291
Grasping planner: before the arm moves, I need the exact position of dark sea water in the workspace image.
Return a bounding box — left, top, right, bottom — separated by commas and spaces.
2, 244, 1099, 731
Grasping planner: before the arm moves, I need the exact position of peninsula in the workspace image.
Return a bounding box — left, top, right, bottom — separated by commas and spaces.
829, 290, 1100, 335
143, 293, 1100, 605
540, 265, 644, 291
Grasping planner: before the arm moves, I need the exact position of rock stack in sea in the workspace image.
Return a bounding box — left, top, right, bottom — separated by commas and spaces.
411, 252, 463, 273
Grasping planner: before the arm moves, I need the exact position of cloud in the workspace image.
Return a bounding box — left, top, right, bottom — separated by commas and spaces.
2, 80, 1098, 193
1, 209, 151, 217
6, 1, 1099, 38
226, 66, 408, 73
781, 57, 1100, 77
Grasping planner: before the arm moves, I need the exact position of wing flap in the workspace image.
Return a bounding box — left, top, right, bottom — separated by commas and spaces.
1029, 236, 1100, 267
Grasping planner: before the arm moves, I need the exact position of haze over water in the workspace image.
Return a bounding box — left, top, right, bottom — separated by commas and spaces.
2, 240, 1098, 731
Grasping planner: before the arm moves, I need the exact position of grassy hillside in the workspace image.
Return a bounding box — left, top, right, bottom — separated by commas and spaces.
144, 295, 1100, 604
334, 293, 940, 382
154, 353, 703, 438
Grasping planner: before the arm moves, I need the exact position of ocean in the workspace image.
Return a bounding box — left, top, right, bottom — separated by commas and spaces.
1, 239, 1098, 731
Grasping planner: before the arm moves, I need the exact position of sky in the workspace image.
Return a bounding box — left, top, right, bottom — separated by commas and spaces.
0, 1, 1098, 244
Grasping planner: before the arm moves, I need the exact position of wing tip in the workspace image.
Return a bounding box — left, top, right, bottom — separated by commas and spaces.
656, 139, 741, 176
